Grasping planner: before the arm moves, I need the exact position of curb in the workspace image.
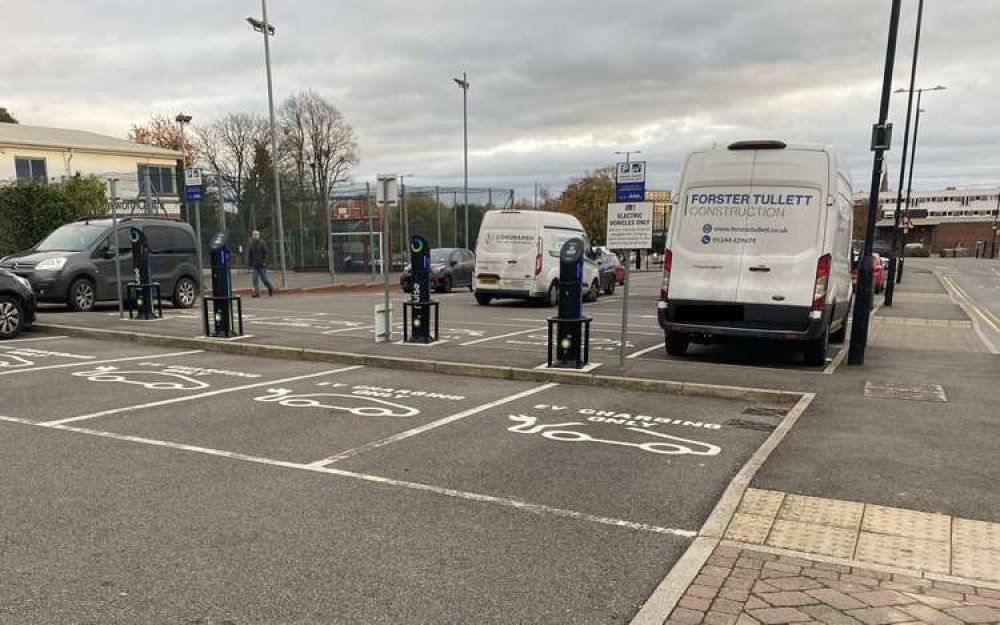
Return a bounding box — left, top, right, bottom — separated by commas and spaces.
216, 281, 389, 297
33, 323, 804, 405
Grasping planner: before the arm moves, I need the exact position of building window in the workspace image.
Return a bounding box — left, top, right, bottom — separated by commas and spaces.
137, 164, 175, 195
14, 157, 47, 182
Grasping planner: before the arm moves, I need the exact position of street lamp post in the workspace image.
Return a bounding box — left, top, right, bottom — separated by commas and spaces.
453, 72, 470, 249
400, 175, 413, 258
247, 0, 288, 289
848, 0, 903, 366
175, 113, 202, 295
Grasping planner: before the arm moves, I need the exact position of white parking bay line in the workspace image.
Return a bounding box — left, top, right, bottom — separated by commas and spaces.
309, 382, 558, 467
41, 365, 363, 426
460, 327, 546, 346
0, 350, 203, 377
627, 342, 665, 360
0, 415, 695, 538
0, 335, 68, 344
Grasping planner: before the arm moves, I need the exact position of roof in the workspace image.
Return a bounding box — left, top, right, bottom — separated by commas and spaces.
0, 123, 182, 159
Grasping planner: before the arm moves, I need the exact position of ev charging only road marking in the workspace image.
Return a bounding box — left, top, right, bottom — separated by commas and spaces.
0, 412, 696, 538
0, 350, 204, 377
41, 366, 364, 426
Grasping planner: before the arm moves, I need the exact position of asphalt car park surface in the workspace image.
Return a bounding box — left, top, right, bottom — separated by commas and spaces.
0, 335, 793, 624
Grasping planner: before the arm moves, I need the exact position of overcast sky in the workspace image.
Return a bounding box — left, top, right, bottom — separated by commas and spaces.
3, 0, 997, 198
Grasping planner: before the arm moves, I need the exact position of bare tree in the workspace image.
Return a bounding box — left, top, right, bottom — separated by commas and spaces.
279, 90, 358, 208
194, 113, 266, 214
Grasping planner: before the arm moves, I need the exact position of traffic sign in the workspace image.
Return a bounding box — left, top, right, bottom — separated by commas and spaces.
606, 202, 654, 250
184, 168, 203, 187
616, 182, 646, 203
616, 161, 646, 184
186, 186, 203, 201
375, 174, 398, 207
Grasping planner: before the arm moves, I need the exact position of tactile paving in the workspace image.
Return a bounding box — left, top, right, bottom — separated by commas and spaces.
951, 544, 1000, 583
952, 517, 1000, 553
725, 512, 774, 544
861, 504, 951, 542
855, 532, 950, 574
739, 488, 785, 518
778, 494, 864, 529
765, 519, 857, 559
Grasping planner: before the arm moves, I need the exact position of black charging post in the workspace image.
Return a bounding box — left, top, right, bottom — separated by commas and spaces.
547, 238, 592, 368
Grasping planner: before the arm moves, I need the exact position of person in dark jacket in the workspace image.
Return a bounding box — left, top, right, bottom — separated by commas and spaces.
248, 230, 275, 297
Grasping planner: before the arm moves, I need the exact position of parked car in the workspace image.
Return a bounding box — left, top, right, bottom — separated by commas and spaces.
0, 217, 200, 311
904, 242, 930, 257
659, 140, 854, 366
597, 250, 621, 295
400, 247, 475, 293
872, 252, 886, 294
473, 209, 600, 306
0, 267, 37, 339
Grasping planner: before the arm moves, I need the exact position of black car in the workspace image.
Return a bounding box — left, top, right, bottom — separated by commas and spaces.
0, 267, 37, 339
0, 216, 200, 311
401, 248, 475, 293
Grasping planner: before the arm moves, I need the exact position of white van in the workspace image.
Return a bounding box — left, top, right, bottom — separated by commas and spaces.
658, 140, 854, 366
474, 210, 601, 306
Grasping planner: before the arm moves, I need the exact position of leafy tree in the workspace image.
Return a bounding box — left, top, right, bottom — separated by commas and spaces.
128, 114, 195, 166
556, 167, 614, 245
0, 107, 18, 124
0, 177, 107, 255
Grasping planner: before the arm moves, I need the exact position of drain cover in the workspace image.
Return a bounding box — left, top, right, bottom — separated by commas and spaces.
864, 381, 948, 402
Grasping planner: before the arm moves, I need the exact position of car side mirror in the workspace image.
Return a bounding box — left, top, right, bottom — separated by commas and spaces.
450, 260, 458, 267
101, 248, 116, 259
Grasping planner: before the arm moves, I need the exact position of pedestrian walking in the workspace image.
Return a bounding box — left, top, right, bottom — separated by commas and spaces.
248, 230, 275, 298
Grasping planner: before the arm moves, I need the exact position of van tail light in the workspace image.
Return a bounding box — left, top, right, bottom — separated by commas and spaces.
534, 237, 543, 276
812, 254, 831, 311
660, 249, 673, 300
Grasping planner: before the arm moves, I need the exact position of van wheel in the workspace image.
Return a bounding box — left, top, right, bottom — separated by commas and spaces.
172, 276, 197, 308
604, 279, 615, 295
68, 277, 96, 312
804, 325, 830, 367
665, 332, 689, 356
829, 316, 848, 344
475, 293, 492, 306
585, 279, 600, 302
546, 281, 559, 307
0, 295, 25, 339
439, 276, 453, 294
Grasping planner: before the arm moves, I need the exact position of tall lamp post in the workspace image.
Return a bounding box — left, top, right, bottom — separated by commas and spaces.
247, 1, 288, 289
399, 174, 413, 258
848, 0, 903, 366
892, 85, 945, 285
176, 113, 203, 296
453, 72, 470, 249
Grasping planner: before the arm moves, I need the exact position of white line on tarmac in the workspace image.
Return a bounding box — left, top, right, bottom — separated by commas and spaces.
823, 345, 848, 375
459, 327, 546, 346
310, 382, 558, 467
41, 365, 364, 426
0, 350, 203, 377
0, 414, 695, 538
627, 342, 665, 359
0, 335, 68, 345
321, 325, 374, 335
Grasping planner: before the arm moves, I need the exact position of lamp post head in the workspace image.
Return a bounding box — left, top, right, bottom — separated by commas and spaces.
246, 17, 275, 35
453, 77, 469, 89
175, 113, 192, 125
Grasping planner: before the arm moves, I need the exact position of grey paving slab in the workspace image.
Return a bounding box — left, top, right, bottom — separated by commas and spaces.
875, 301, 969, 321
0, 419, 686, 624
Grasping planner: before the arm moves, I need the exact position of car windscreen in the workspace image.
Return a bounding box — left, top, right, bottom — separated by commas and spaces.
35, 223, 107, 252
430, 249, 455, 263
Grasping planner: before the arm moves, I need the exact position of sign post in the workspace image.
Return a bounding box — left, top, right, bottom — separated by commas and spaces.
607, 201, 655, 366
185, 168, 205, 296
375, 174, 398, 343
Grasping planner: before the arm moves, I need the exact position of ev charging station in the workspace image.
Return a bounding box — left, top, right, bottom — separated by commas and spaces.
126, 226, 162, 319
546, 238, 593, 368
403, 234, 439, 343
201, 231, 244, 338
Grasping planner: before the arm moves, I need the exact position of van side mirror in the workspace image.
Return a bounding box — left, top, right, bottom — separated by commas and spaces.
450, 259, 458, 267
100, 247, 116, 259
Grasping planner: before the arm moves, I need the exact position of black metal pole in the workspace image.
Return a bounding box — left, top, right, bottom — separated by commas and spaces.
899, 94, 923, 283
884, 0, 923, 306
848, 0, 902, 366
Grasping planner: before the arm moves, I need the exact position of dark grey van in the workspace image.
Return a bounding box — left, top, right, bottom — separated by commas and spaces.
0, 217, 200, 311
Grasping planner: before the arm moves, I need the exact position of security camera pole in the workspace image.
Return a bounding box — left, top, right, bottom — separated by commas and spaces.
849, 0, 902, 366
453, 72, 470, 249
247, 0, 288, 289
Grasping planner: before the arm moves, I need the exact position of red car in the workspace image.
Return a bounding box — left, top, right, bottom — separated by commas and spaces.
852, 252, 886, 294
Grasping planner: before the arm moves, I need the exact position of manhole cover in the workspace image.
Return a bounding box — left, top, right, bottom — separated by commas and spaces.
864, 381, 948, 402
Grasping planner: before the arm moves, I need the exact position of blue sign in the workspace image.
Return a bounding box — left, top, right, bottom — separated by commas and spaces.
185, 186, 203, 201
616, 181, 645, 202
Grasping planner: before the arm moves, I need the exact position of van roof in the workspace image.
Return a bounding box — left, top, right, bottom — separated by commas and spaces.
695, 140, 834, 153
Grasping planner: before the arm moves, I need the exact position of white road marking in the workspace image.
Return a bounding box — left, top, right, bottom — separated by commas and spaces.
0, 335, 68, 345
822, 345, 848, 375
627, 342, 665, 360
533, 362, 602, 372
322, 325, 374, 335
0, 414, 694, 538
0, 350, 203, 377
41, 365, 364, 426
310, 383, 558, 466
460, 327, 546, 346
196, 334, 256, 341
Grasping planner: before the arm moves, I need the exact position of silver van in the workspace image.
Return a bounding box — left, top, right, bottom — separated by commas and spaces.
0, 217, 200, 311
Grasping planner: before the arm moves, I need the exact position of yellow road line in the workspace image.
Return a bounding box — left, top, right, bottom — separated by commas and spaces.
943, 276, 1000, 334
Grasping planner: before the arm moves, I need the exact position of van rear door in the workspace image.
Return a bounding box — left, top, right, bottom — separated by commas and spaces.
736, 150, 828, 307
475, 212, 538, 290
671, 150, 755, 302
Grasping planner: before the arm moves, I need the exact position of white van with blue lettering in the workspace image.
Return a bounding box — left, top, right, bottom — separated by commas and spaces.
658, 140, 854, 366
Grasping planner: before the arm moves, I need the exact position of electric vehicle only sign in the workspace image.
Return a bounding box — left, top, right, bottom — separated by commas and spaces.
606, 202, 654, 249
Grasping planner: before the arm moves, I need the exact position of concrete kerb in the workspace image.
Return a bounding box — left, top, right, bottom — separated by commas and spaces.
33, 323, 803, 405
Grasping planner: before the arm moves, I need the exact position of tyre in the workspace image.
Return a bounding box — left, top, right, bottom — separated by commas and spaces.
585, 279, 600, 302
475, 293, 492, 306
604, 278, 615, 295
665, 331, 689, 356
546, 281, 559, 307
67, 277, 96, 312
439, 276, 453, 294
172, 276, 197, 309
467, 283, 474, 292
829, 316, 848, 344
804, 324, 830, 367
0, 295, 25, 339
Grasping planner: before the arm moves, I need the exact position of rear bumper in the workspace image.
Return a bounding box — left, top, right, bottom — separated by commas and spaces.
657, 299, 829, 342
475, 287, 535, 300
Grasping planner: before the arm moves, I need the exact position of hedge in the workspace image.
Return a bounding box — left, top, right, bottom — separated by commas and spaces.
0, 176, 107, 257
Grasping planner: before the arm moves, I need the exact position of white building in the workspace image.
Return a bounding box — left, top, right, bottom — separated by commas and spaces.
0, 123, 184, 215
869, 187, 1000, 222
